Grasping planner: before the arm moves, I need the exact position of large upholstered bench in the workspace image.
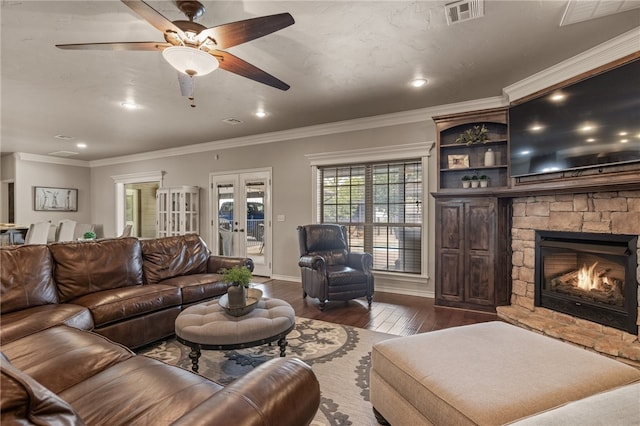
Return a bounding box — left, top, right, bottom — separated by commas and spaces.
370, 321, 640, 425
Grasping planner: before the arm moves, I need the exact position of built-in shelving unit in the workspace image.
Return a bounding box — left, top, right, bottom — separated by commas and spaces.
433, 107, 512, 312
436, 108, 509, 195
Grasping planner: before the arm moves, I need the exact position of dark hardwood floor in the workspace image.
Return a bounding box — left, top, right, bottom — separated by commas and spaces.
254, 279, 497, 336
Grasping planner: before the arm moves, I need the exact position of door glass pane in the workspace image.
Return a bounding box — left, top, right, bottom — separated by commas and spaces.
245, 181, 265, 263
217, 184, 234, 256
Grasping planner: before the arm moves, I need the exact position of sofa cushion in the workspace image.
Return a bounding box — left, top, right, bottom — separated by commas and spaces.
159, 273, 228, 304
0, 304, 93, 345
50, 238, 144, 302
2, 326, 133, 394
0, 352, 85, 426
59, 356, 224, 425
140, 234, 210, 284
0, 244, 58, 314
509, 382, 640, 425
70, 284, 182, 327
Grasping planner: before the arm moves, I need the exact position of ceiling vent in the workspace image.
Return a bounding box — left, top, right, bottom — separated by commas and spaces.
47, 151, 78, 157
445, 0, 484, 25
222, 118, 242, 125
560, 0, 640, 26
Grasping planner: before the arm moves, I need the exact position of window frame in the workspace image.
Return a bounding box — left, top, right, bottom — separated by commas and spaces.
306, 142, 434, 278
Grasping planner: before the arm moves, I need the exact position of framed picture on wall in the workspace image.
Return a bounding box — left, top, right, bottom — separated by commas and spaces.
33, 186, 78, 212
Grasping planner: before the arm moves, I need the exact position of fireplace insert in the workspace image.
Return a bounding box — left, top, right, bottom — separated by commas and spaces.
535, 230, 638, 334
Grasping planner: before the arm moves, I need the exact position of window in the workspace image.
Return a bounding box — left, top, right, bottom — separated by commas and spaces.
318, 160, 422, 274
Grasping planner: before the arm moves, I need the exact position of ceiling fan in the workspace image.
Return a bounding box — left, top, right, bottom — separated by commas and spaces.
56, 0, 294, 102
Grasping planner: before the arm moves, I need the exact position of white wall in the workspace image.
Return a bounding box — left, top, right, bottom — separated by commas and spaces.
90, 119, 437, 289
12, 154, 91, 226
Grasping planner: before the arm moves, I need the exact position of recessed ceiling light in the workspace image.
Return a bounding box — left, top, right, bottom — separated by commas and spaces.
549, 92, 566, 102
121, 101, 138, 110
410, 78, 428, 88
76, 143, 87, 149
255, 111, 267, 118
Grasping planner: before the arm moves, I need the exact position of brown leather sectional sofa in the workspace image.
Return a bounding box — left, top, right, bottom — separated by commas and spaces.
0, 234, 321, 425
1, 234, 251, 348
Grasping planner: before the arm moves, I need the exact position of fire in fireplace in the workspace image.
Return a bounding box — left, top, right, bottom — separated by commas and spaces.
535, 231, 638, 334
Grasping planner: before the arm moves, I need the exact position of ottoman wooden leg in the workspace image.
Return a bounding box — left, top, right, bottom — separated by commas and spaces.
277, 337, 288, 357
188, 345, 201, 373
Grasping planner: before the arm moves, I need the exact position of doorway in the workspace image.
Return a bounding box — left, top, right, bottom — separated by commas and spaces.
210, 169, 271, 277
122, 183, 158, 238
112, 171, 164, 237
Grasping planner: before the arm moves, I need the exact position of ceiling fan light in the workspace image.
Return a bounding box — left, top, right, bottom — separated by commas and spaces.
162, 46, 219, 76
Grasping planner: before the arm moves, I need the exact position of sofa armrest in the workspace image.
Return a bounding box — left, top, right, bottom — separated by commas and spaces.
207, 256, 254, 274
170, 357, 320, 426
347, 252, 373, 273
298, 255, 325, 270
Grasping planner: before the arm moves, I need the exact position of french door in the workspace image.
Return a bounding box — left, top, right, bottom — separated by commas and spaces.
210, 169, 271, 277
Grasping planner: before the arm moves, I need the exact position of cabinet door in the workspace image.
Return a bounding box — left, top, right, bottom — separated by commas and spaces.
464, 201, 495, 305
435, 201, 465, 302
156, 189, 170, 238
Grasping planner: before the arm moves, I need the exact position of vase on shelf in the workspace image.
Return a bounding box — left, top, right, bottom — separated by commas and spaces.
484, 148, 495, 167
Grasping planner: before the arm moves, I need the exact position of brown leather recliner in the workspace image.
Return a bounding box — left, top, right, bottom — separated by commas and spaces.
297, 224, 374, 310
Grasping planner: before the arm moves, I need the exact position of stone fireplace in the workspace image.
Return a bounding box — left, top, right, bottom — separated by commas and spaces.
497, 190, 640, 366
535, 230, 637, 334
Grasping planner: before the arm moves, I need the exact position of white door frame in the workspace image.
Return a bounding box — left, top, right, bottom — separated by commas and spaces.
210, 168, 272, 277
111, 171, 165, 236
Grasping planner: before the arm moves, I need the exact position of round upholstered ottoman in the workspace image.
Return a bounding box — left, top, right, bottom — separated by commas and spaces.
175, 297, 295, 372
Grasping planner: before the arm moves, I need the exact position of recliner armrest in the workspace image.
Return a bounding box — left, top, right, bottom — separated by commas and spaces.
169, 357, 320, 426
298, 255, 325, 270
348, 252, 373, 273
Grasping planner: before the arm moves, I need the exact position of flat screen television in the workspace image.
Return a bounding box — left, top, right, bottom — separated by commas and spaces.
509, 59, 640, 178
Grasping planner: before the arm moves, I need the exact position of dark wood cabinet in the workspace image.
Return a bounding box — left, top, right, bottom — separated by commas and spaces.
433, 108, 511, 312
435, 197, 511, 311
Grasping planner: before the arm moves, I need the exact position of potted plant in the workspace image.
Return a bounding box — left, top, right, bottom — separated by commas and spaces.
479, 175, 489, 188
455, 124, 489, 146
83, 230, 97, 240
222, 266, 253, 308
461, 175, 471, 189
470, 174, 479, 188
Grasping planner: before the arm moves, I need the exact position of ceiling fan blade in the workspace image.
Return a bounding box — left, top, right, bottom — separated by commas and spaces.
177, 72, 194, 97
212, 50, 290, 91
121, 0, 186, 39
56, 41, 171, 51
198, 13, 294, 49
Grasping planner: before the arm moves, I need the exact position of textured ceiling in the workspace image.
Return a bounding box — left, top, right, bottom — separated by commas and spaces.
1, 1, 639, 161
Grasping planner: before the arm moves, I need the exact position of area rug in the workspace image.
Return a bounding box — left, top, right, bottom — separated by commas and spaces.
139, 317, 396, 425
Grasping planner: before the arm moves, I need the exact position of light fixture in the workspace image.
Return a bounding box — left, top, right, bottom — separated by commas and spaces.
121, 101, 138, 110
162, 46, 219, 76
76, 143, 87, 149
410, 78, 428, 88
255, 111, 267, 118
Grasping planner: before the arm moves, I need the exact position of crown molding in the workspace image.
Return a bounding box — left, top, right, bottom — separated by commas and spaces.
90, 97, 504, 168
305, 141, 435, 166
14, 152, 90, 167
110, 170, 166, 184
503, 27, 640, 103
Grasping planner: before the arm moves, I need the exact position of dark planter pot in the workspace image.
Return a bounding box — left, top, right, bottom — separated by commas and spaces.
227, 284, 247, 308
